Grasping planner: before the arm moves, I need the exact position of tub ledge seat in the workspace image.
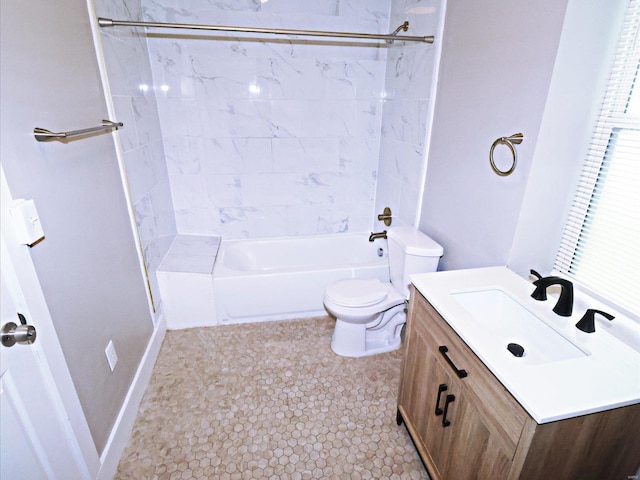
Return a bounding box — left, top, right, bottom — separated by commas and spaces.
156, 234, 221, 329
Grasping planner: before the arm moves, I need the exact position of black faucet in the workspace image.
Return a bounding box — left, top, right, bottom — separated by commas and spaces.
575, 309, 614, 333
530, 269, 574, 317
369, 230, 387, 242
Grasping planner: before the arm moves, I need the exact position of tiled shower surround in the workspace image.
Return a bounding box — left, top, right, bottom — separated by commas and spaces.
377, 1, 440, 228
94, 0, 443, 313
144, 0, 442, 237
95, 0, 177, 317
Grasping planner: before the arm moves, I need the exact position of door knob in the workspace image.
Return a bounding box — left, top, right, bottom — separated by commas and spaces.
1, 313, 37, 347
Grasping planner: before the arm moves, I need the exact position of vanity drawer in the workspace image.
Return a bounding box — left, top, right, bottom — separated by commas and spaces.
410, 288, 529, 454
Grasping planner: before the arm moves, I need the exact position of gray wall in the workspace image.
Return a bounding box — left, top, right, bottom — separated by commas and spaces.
508, 0, 628, 277
419, 0, 569, 270
0, 0, 153, 454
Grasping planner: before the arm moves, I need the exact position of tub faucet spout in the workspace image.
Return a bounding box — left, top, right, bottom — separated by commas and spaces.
369, 230, 387, 242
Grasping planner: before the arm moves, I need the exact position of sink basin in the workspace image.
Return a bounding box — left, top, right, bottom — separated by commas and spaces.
450, 289, 587, 365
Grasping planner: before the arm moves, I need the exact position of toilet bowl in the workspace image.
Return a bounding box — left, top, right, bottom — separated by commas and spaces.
324, 278, 406, 356
323, 226, 443, 357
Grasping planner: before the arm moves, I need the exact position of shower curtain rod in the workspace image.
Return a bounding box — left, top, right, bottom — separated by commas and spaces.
97, 18, 434, 44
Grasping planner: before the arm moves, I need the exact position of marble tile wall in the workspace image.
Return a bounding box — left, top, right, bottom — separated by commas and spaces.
375, 0, 443, 227
94, 0, 177, 316
94, 0, 443, 251
143, 0, 394, 238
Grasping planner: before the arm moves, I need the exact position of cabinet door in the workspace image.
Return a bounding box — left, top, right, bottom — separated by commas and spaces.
441, 386, 515, 479
400, 289, 528, 480
418, 298, 526, 479
399, 309, 457, 479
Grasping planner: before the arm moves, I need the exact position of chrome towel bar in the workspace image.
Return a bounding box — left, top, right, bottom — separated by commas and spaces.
97, 18, 434, 44
33, 119, 123, 142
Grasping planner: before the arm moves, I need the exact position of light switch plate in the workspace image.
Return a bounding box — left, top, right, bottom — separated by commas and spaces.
8, 199, 45, 246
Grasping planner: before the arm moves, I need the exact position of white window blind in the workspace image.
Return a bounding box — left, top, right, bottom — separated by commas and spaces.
554, 0, 640, 317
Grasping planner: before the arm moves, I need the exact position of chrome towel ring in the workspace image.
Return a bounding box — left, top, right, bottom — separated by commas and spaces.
489, 133, 523, 176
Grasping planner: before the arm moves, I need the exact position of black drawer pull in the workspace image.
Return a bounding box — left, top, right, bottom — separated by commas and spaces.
442, 394, 455, 427
439, 345, 468, 378
435, 384, 448, 416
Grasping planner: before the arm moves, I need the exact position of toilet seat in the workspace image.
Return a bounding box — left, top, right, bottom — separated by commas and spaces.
325, 279, 388, 307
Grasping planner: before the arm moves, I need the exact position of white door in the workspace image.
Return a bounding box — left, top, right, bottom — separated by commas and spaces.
1, 219, 90, 479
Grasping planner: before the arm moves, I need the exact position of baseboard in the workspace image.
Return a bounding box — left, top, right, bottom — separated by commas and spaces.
96, 315, 166, 480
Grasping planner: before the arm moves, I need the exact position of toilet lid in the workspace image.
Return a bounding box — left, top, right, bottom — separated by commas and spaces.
326, 279, 388, 307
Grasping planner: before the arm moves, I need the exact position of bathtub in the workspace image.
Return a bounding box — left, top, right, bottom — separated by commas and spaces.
213, 233, 390, 324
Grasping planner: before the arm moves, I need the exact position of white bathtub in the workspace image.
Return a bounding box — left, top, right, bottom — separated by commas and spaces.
213, 233, 390, 324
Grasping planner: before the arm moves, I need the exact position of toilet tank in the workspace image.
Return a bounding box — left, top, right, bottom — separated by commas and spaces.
387, 226, 443, 298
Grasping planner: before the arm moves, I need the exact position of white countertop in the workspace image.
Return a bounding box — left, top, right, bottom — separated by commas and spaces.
410, 266, 640, 423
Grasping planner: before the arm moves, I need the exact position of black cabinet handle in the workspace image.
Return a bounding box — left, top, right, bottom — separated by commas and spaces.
439, 346, 468, 378
442, 394, 455, 427
435, 384, 448, 416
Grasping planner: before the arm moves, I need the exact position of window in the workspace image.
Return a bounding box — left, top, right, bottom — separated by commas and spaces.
554, 0, 640, 317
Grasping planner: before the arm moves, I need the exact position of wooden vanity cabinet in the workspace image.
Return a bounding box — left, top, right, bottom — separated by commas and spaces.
397, 286, 640, 480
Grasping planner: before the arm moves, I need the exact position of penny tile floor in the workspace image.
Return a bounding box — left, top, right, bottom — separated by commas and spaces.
115, 316, 428, 479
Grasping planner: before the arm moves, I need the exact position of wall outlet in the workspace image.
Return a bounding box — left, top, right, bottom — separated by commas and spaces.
105, 340, 118, 372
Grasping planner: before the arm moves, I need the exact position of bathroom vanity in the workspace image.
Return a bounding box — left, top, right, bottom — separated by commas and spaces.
397, 267, 640, 480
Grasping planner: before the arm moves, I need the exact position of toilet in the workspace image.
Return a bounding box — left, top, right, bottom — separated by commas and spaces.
323, 226, 443, 357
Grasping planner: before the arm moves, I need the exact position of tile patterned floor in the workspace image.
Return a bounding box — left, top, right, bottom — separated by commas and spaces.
115, 316, 428, 479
